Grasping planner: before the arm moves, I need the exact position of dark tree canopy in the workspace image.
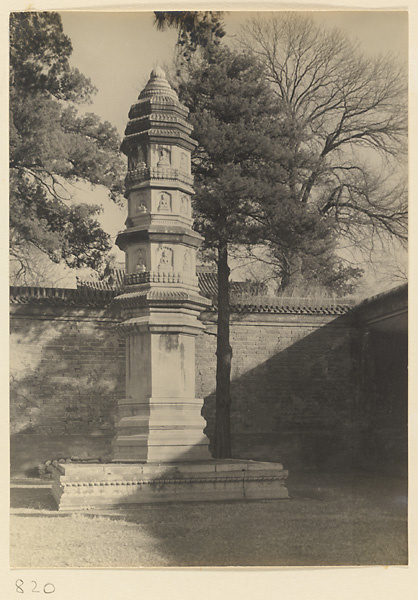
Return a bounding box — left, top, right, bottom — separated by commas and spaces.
154, 11, 225, 61
10, 12, 124, 280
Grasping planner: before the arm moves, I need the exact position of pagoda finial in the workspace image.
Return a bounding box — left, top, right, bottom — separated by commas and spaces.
138, 66, 178, 101
150, 66, 166, 79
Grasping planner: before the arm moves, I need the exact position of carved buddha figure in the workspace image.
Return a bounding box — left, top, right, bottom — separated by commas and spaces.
183, 249, 192, 272
128, 145, 146, 171
158, 191, 171, 212
133, 249, 146, 273
157, 146, 171, 166
180, 152, 188, 173
136, 201, 147, 214
158, 246, 173, 270
180, 194, 189, 215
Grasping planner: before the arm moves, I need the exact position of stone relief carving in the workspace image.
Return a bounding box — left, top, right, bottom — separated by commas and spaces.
128, 145, 146, 171
133, 249, 147, 273
129, 192, 147, 215
138, 145, 146, 165
180, 194, 189, 215
157, 246, 173, 270
183, 249, 192, 272
135, 200, 147, 213
180, 152, 188, 173
157, 146, 171, 166
128, 155, 136, 172
157, 191, 171, 212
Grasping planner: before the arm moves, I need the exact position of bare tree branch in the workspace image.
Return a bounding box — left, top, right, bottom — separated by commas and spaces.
239, 12, 407, 265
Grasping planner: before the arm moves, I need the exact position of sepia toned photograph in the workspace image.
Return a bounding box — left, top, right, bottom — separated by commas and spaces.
9, 9, 408, 570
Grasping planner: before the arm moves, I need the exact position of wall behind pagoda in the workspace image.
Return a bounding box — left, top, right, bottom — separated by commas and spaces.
10, 303, 125, 476
354, 285, 408, 475
197, 312, 359, 470
10, 300, 358, 475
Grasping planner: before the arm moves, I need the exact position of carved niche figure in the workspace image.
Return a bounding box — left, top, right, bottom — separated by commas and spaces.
180, 194, 189, 216
130, 192, 147, 215
157, 191, 171, 212
157, 146, 171, 166
128, 145, 146, 171
157, 246, 173, 271
183, 249, 192, 272
136, 200, 147, 214
138, 146, 147, 166
180, 152, 188, 173
133, 249, 147, 273
128, 152, 137, 172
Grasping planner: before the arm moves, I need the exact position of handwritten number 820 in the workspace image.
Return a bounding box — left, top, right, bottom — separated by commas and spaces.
15, 580, 55, 594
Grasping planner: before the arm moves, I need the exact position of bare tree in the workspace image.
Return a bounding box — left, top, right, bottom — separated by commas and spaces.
240, 13, 407, 286
10, 247, 73, 287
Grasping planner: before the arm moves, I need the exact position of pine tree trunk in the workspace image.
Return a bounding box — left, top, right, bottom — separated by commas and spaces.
279, 253, 303, 292
213, 240, 232, 458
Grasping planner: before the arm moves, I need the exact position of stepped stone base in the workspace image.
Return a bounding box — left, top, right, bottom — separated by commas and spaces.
49, 460, 289, 510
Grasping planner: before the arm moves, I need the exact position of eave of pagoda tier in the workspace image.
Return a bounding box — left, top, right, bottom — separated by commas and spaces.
116, 227, 203, 252
128, 98, 189, 121
123, 111, 194, 138
120, 100, 196, 157
122, 131, 197, 155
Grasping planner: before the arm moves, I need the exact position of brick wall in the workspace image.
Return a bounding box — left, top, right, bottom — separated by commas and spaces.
10, 291, 358, 474
197, 312, 359, 469
353, 285, 408, 474
10, 301, 125, 475
10, 286, 407, 476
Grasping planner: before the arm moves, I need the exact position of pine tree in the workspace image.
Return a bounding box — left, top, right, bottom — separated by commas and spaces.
178, 47, 336, 456
155, 12, 347, 456
154, 11, 225, 62
10, 12, 124, 281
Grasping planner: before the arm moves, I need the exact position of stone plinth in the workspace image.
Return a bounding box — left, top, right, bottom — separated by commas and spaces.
112, 302, 212, 462
50, 460, 289, 510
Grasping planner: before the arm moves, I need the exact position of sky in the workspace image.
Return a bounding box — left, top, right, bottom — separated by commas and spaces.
52, 10, 408, 290
59, 10, 408, 138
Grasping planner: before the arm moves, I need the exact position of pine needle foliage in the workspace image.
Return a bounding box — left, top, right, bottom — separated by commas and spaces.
10, 12, 124, 279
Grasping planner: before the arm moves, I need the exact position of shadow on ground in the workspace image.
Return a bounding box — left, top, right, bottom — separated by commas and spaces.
10, 486, 57, 512
10, 469, 408, 568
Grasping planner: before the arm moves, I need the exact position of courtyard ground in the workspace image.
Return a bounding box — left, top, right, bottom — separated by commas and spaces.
10, 469, 407, 568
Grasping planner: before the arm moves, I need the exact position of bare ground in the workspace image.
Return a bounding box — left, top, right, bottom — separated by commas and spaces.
10, 469, 407, 568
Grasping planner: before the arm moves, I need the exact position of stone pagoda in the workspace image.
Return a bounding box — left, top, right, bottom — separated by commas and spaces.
112, 66, 212, 463
50, 68, 288, 510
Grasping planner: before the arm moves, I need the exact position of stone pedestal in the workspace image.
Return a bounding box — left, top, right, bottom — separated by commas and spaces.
112, 297, 212, 462
50, 460, 289, 511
